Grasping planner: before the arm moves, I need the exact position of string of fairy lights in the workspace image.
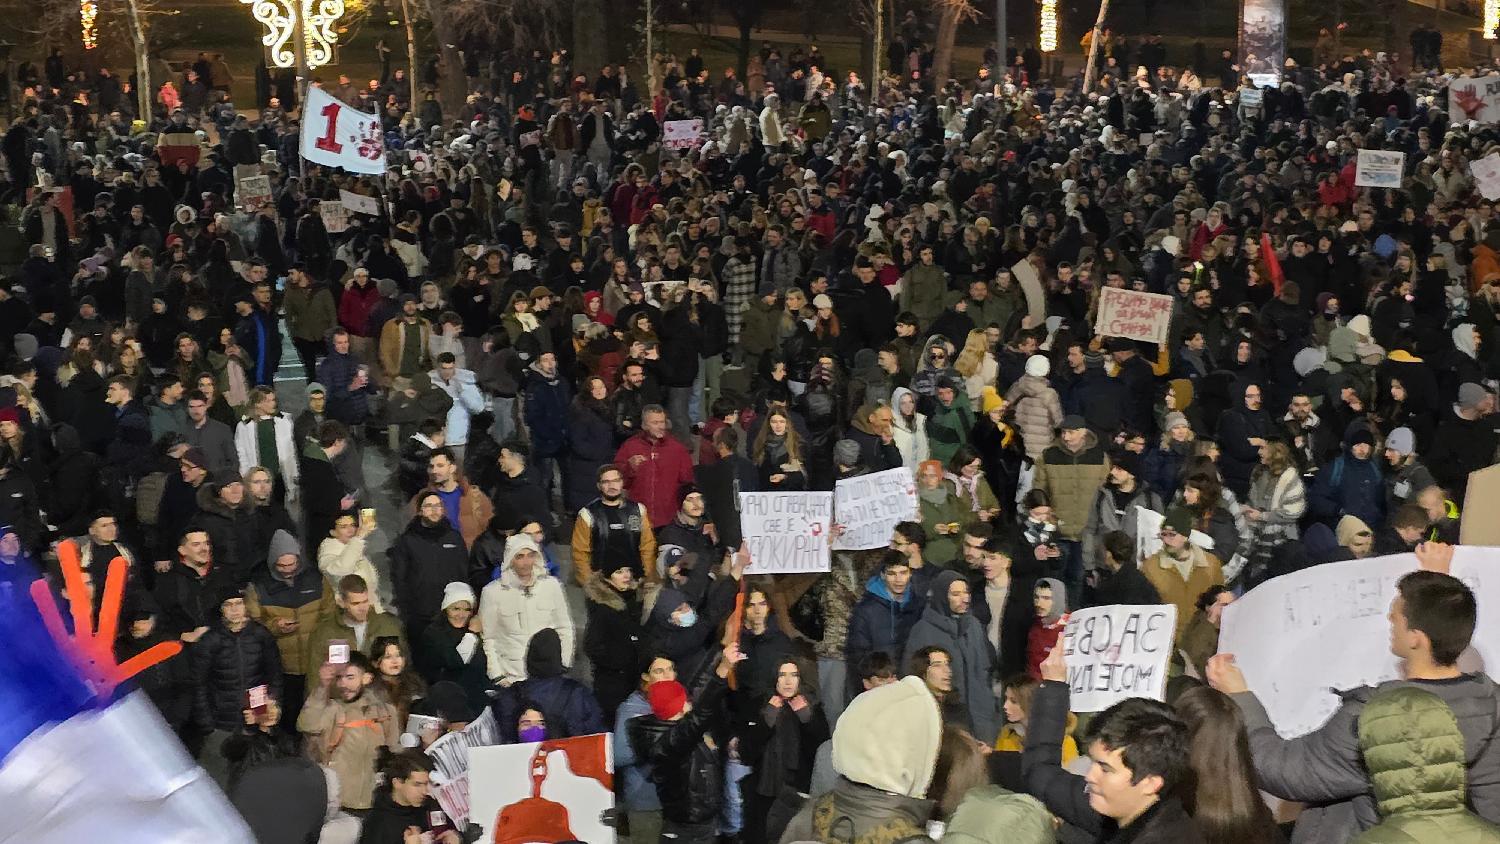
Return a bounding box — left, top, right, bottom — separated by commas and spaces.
80, 0, 99, 49
1487, 0, 1499, 39
1039, 0, 1058, 52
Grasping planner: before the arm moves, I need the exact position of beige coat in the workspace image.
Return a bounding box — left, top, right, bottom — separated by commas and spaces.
1004, 375, 1063, 460
1142, 546, 1224, 640
297, 691, 401, 810
317, 535, 385, 612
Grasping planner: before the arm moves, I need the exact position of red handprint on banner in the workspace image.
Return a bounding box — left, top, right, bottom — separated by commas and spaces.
1453, 85, 1487, 121
355, 121, 384, 161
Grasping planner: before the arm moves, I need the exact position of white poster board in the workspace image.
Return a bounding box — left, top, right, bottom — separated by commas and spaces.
1060, 603, 1178, 711
1010, 258, 1047, 327
832, 468, 918, 551
1239, 88, 1264, 108
663, 118, 704, 149
1094, 288, 1174, 345
1135, 506, 1165, 563
1473, 153, 1500, 201
1449, 74, 1500, 123
1218, 547, 1500, 738
236, 173, 271, 212
739, 491, 834, 574
423, 708, 498, 827
468, 734, 614, 843
338, 189, 382, 216
318, 200, 349, 233
1354, 149, 1406, 188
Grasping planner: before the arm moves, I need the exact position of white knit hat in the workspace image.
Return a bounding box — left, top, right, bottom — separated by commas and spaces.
1025, 355, 1051, 378
440, 581, 475, 610
832, 676, 942, 798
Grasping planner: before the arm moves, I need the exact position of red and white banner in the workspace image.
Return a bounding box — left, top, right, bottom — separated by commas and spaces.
299, 85, 385, 174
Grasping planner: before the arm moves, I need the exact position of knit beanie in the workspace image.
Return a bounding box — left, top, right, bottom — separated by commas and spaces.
648, 680, 688, 720
980, 386, 1004, 414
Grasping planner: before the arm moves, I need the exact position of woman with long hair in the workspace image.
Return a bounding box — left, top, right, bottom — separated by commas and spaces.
565, 377, 616, 513
1243, 440, 1306, 588
1173, 685, 1283, 844
739, 656, 830, 844
1179, 471, 1247, 583
945, 445, 1000, 522
752, 404, 806, 490
372, 635, 427, 723
953, 328, 998, 404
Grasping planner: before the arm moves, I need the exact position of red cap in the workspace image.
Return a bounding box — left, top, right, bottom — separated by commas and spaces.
647, 680, 688, 720
0, 407, 19, 425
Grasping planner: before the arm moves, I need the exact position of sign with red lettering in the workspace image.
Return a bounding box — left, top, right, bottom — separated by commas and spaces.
1094, 288, 1174, 345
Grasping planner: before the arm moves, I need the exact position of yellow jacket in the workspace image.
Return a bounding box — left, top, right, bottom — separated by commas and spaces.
996, 718, 1080, 764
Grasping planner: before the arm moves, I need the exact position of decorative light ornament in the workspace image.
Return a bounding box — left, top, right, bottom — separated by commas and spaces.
1487, 0, 1499, 39
1039, 0, 1058, 52
80, 0, 99, 50
241, 0, 346, 70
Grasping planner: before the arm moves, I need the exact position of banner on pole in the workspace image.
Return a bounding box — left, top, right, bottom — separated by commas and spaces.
1354, 150, 1406, 188
832, 468, 918, 551
299, 85, 385, 174
1238, 0, 1284, 88
1094, 288, 1173, 345
1219, 547, 1500, 738
739, 492, 834, 574
1061, 604, 1177, 711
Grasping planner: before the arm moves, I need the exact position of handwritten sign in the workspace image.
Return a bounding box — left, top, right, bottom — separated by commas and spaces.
739, 491, 833, 574
1094, 288, 1173, 345
1473, 153, 1500, 201
1239, 88, 1264, 108
832, 468, 919, 550
1219, 547, 1500, 738
318, 200, 349, 233
338, 189, 382, 216
1061, 603, 1177, 711
235, 166, 271, 212
663, 118, 704, 149
424, 708, 498, 827
1448, 74, 1500, 123
1354, 149, 1405, 188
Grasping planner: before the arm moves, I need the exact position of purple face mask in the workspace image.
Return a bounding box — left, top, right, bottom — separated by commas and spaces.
519, 725, 547, 743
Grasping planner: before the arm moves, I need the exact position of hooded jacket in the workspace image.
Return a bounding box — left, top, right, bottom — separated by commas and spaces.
1353, 686, 1500, 844
522, 361, 572, 458
903, 570, 1002, 743
478, 535, 574, 683
1025, 577, 1069, 679
1234, 672, 1500, 843
845, 572, 925, 683
779, 676, 943, 843
245, 528, 334, 676
890, 387, 931, 470
315, 337, 372, 425
1309, 426, 1386, 529
628, 670, 731, 825
583, 572, 648, 717
492, 627, 604, 740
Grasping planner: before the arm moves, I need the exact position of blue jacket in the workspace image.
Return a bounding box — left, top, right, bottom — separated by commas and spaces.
844, 574, 924, 671
1309, 429, 1385, 529
613, 691, 660, 811
315, 342, 373, 425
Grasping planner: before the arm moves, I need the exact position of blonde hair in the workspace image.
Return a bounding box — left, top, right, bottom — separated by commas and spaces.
953, 329, 988, 378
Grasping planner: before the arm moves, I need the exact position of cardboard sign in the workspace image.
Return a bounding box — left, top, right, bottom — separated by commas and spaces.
1354, 149, 1406, 188
468, 734, 613, 842
663, 118, 704, 149
1472, 153, 1500, 201
1219, 547, 1500, 738
1094, 287, 1174, 345
739, 492, 834, 574
1061, 604, 1178, 711
832, 468, 918, 551
339, 189, 382, 216
318, 200, 349, 233
1449, 74, 1500, 123
1010, 258, 1047, 327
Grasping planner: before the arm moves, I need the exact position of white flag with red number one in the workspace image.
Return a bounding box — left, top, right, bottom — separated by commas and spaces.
299, 85, 385, 174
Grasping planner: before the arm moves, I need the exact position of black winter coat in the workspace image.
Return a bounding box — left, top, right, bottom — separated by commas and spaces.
153, 561, 237, 638
0, 471, 44, 554
628, 673, 730, 824
417, 617, 491, 716
190, 486, 263, 586
489, 471, 550, 532
117, 631, 194, 730
389, 518, 469, 628
47, 425, 102, 537
565, 399, 615, 512
583, 575, 647, 720
299, 450, 349, 547
191, 620, 283, 732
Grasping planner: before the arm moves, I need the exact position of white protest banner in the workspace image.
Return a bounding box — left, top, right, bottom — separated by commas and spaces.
1135, 506, 1164, 563
1139, 132, 1154, 146
236, 174, 271, 212
1354, 149, 1405, 188
423, 707, 498, 827
299, 84, 385, 174
1061, 603, 1178, 711
1094, 287, 1174, 345
832, 468, 918, 550
1473, 153, 1500, 201
1239, 88, 1264, 108
1219, 547, 1500, 738
469, 734, 613, 842
338, 189, 382, 216
663, 118, 704, 149
1449, 74, 1500, 123
739, 491, 834, 574
318, 201, 349, 233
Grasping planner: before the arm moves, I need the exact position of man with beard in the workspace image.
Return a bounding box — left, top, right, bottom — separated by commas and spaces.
571, 463, 657, 586
297, 651, 401, 812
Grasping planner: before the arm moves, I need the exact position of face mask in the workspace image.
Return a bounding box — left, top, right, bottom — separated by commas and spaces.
674, 608, 698, 628
518, 725, 546, 743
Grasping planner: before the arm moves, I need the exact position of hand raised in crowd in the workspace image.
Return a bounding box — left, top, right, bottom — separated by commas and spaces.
716, 642, 747, 678
1206, 653, 1250, 695
1415, 541, 1454, 574
1040, 643, 1067, 683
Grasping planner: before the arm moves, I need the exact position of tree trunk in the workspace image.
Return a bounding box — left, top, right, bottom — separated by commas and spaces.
124, 0, 150, 122
423, 0, 467, 118
572, 0, 609, 85
932, 1, 961, 86
738, 20, 753, 81
400, 0, 420, 110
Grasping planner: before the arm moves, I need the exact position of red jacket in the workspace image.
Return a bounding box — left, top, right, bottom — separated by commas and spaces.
1026, 616, 1067, 679
613, 432, 694, 529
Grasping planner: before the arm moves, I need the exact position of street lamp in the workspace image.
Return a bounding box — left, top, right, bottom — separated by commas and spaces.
241, 0, 347, 76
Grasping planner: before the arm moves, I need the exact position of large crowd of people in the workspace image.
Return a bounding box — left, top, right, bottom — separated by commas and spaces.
0, 15, 1499, 844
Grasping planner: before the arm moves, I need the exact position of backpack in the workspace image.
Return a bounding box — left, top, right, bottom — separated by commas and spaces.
135, 470, 170, 526
808, 793, 932, 844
